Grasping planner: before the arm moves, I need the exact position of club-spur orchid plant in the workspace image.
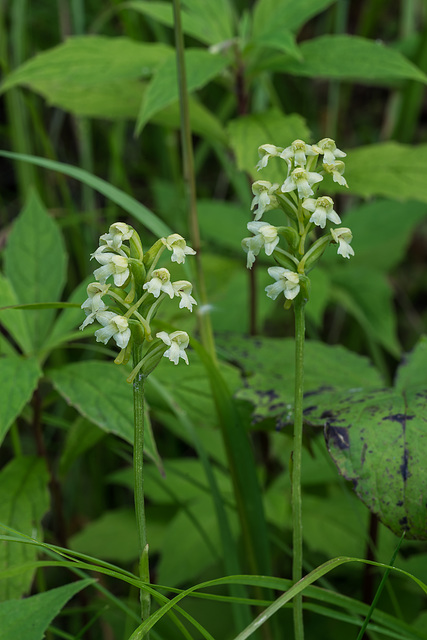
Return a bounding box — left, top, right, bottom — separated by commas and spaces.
243, 138, 353, 640
79, 222, 196, 627
80, 224, 196, 381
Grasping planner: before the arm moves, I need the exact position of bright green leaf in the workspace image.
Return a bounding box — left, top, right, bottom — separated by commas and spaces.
4, 190, 67, 351
0, 457, 49, 600
227, 109, 310, 178
0, 579, 93, 640
136, 49, 230, 133
0, 274, 32, 354
0, 357, 42, 445
341, 142, 427, 203
253, 0, 337, 35
275, 35, 427, 83
181, 0, 234, 44
0, 36, 173, 95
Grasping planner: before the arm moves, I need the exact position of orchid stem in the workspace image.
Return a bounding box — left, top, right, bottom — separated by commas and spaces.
292, 297, 305, 640
132, 342, 150, 634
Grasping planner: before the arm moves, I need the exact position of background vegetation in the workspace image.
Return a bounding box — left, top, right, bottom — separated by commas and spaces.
1, 0, 427, 638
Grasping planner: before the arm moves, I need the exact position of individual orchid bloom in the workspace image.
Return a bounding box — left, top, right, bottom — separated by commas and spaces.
281, 167, 323, 199
324, 161, 348, 187
99, 222, 134, 251
143, 268, 175, 299
93, 253, 130, 287
265, 267, 300, 300
256, 144, 283, 171
331, 227, 354, 259
156, 330, 189, 365
242, 221, 280, 269
172, 280, 197, 311
162, 234, 196, 264
79, 282, 110, 330
280, 139, 318, 167
317, 138, 346, 165
94, 311, 131, 349
251, 180, 280, 220
302, 196, 341, 229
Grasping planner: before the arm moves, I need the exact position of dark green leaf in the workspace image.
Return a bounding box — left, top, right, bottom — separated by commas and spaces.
0, 274, 32, 354
253, 0, 337, 35
0, 357, 42, 445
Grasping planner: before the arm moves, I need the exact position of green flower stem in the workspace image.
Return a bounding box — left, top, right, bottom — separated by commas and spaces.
292, 297, 306, 640
132, 343, 151, 630
172, 0, 217, 364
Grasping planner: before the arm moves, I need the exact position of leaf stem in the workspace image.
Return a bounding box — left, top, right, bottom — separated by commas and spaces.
172, 0, 217, 363
132, 343, 150, 632
292, 297, 305, 640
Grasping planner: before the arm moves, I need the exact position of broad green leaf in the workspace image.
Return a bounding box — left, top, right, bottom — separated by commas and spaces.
69, 509, 139, 563
252, 0, 337, 35
181, 0, 234, 44
48, 361, 161, 467
0, 150, 171, 237
198, 199, 248, 252
273, 35, 427, 84
252, 28, 301, 60
0, 579, 93, 640
136, 49, 230, 133
0, 457, 49, 600
0, 274, 32, 354
123, 1, 223, 45
46, 276, 93, 349
217, 336, 383, 426
227, 109, 310, 178
330, 266, 401, 357
59, 418, 106, 476
0, 357, 42, 445
4, 191, 67, 351
323, 199, 427, 271
395, 335, 427, 394
324, 385, 427, 539
341, 142, 427, 203
0, 36, 173, 95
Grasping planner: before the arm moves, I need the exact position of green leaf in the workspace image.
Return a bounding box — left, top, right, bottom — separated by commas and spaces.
181, 0, 234, 44
395, 335, 427, 394
46, 276, 93, 350
0, 457, 50, 600
48, 361, 160, 466
69, 509, 139, 563
0, 357, 42, 445
330, 266, 401, 357
217, 336, 383, 426
342, 142, 427, 203
252, 29, 301, 60
0, 151, 171, 237
227, 109, 310, 178
0, 579, 94, 640
0, 36, 173, 96
252, 0, 337, 35
0, 274, 32, 354
4, 190, 67, 351
275, 35, 427, 83
135, 49, 230, 133
324, 199, 427, 271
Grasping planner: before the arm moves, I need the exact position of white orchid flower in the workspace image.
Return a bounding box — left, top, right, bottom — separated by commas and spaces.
162, 234, 196, 264
324, 161, 348, 187
302, 196, 341, 229
281, 167, 323, 199
172, 280, 197, 311
95, 312, 131, 349
251, 180, 280, 220
143, 268, 175, 299
80, 282, 110, 330
331, 227, 354, 259
256, 144, 283, 171
280, 139, 319, 167
265, 267, 300, 300
242, 221, 280, 269
156, 330, 189, 365
93, 253, 130, 287
99, 222, 134, 251
317, 138, 346, 165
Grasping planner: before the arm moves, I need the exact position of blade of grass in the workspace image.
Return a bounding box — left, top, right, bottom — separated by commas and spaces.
0, 150, 171, 237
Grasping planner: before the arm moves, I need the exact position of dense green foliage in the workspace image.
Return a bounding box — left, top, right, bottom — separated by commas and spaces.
1, 1, 427, 639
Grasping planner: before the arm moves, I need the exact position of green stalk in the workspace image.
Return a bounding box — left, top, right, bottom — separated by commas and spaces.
292, 297, 306, 640
132, 343, 151, 631
172, 0, 217, 363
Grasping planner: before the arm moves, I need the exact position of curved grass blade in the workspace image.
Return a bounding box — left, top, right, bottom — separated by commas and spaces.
0, 150, 171, 237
